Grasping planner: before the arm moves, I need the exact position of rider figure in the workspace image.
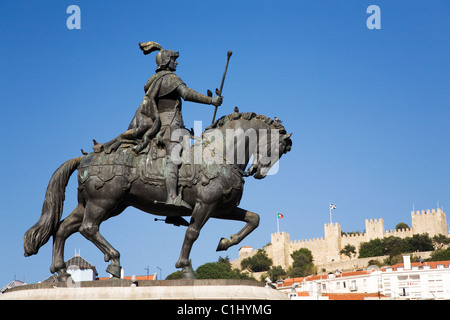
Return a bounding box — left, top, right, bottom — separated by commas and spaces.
99, 42, 222, 210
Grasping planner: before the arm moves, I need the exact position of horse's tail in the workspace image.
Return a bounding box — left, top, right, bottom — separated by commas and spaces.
24, 156, 83, 257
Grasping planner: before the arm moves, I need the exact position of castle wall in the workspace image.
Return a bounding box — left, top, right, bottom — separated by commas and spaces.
269, 232, 291, 268
233, 208, 449, 272
365, 218, 385, 240
412, 209, 448, 237
290, 236, 327, 266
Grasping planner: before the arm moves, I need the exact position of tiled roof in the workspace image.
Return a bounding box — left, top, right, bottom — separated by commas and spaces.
382, 260, 450, 271
41, 255, 97, 282
280, 270, 371, 288
65, 256, 96, 271
280, 260, 450, 288
0, 280, 26, 293
322, 292, 385, 300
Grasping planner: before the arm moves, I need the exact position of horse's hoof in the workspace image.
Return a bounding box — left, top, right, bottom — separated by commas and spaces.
181, 266, 196, 279
56, 271, 71, 283
216, 237, 229, 251
106, 264, 122, 278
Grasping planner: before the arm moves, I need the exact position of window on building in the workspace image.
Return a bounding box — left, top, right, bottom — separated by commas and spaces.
350, 280, 357, 291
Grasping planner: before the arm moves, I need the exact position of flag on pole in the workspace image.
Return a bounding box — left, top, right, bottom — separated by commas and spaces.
329, 203, 336, 224
276, 212, 284, 233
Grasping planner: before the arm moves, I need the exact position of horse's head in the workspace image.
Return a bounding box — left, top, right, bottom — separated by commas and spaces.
251, 132, 292, 180
206, 111, 293, 179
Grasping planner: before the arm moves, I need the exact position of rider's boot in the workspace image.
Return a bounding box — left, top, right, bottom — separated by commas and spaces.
164, 158, 192, 210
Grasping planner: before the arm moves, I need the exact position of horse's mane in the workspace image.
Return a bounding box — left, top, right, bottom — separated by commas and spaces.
206, 111, 287, 134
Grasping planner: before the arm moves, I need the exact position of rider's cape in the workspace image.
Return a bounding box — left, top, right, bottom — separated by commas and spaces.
128, 70, 185, 130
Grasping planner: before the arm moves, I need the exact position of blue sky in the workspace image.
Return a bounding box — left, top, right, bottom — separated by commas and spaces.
1, 0, 449, 285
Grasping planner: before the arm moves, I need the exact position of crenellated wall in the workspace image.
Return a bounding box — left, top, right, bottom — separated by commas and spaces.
231, 208, 449, 272
412, 208, 447, 237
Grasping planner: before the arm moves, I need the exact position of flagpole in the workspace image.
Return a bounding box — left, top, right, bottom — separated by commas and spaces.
329, 202, 332, 224
277, 215, 280, 234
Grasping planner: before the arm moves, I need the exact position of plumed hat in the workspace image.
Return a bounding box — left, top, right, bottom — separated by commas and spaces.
138, 41, 179, 71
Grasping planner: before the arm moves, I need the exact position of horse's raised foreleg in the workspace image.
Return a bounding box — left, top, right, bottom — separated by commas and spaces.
175, 200, 217, 279
50, 203, 85, 282
79, 201, 125, 278
214, 207, 260, 251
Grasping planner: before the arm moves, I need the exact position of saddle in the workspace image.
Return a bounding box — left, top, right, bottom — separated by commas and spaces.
78, 139, 244, 197
78, 140, 199, 189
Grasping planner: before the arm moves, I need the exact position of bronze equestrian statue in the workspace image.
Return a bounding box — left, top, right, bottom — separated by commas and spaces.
96, 41, 223, 210
23, 43, 292, 281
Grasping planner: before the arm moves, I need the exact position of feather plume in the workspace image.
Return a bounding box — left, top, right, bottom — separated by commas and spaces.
138, 41, 162, 55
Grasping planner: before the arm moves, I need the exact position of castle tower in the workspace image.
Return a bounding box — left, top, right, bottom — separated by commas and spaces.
365, 218, 385, 241
324, 223, 341, 262
270, 232, 290, 269
411, 208, 448, 237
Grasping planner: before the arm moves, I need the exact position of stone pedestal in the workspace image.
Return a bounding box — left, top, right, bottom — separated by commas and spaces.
0, 279, 288, 300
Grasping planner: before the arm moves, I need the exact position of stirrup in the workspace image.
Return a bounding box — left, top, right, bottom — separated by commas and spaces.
166, 194, 192, 210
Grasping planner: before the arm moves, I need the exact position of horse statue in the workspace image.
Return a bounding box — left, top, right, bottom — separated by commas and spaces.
24, 110, 292, 281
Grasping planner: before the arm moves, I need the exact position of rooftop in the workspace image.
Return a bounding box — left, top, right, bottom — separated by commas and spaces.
279, 260, 450, 288
0, 280, 27, 293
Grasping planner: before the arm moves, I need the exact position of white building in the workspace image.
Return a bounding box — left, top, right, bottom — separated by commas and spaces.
43, 251, 98, 283
381, 256, 450, 300
278, 256, 450, 300
65, 251, 98, 282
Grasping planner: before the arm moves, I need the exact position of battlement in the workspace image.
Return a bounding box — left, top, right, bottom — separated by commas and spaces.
325, 222, 339, 227
341, 232, 365, 239
365, 218, 383, 224
411, 208, 447, 237
384, 228, 413, 238
271, 232, 290, 242
291, 237, 325, 244
411, 208, 444, 216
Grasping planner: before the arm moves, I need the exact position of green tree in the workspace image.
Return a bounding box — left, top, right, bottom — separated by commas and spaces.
264, 265, 286, 282
287, 248, 315, 278
240, 249, 273, 272
384, 254, 403, 266
358, 234, 434, 259
165, 270, 183, 280
358, 238, 385, 258
395, 222, 410, 230
405, 233, 434, 252
428, 247, 450, 261
339, 244, 356, 259
384, 236, 406, 257
432, 234, 450, 250
195, 257, 254, 280
195, 261, 236, 279
367, 259, 383, 268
